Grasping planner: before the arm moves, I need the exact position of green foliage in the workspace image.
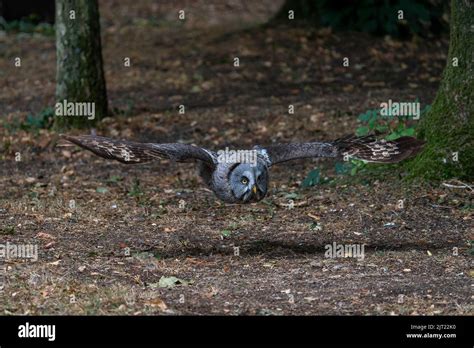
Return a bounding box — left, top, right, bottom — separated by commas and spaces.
23, 107, 55, 130
3, 107, 55, 133
356, 103, 429, 140
106, 175, 124, 183
275, 0, 448, 37
349, 159, 367, 176
0, 15, 55, 36
1, 226, 15, 235
215, 222, 241, 238
221, 229, 232, 238
334, 161, 350, 175
301, 168, 320, 187
96, 187, 108, 194
127, 179, 144, 198
284, 192, 301, 199
333, 158, 368, 177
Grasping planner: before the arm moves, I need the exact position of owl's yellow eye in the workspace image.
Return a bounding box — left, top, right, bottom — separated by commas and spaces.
241, 177, 249, 185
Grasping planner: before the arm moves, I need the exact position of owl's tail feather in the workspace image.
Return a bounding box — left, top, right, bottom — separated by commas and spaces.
335, 135, 425, 163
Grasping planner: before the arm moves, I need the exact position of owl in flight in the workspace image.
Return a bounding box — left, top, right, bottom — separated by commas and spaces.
63, 134, 424, 204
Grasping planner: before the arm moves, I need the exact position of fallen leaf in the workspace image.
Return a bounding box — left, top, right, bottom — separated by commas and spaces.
307, 213, 320, 221
35, 232, 55, 240
204, 286, 218, 298
144, 298, 168, 311
156, 276, 188, 288
44, 241, 55, 249
61, 150, 72, 158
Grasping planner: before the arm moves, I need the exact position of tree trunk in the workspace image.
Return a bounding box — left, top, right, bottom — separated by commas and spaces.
54, 0, 107, 129
407, 0, 473, 180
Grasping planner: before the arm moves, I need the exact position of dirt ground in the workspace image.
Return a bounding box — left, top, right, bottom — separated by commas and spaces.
0, 0, 472, 315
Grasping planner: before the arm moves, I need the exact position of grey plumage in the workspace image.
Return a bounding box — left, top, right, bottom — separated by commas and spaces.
62, 134, 425, 204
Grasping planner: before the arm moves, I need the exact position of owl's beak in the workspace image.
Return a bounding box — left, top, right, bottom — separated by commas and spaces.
252, 185, 257, 194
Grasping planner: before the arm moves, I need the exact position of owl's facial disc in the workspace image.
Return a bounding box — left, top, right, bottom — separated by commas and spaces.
230, 163, 268, 203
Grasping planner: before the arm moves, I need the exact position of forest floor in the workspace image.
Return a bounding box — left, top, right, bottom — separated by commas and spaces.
0, 0, 472, 315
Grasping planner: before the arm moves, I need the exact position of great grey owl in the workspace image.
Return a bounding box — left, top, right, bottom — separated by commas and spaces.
62, 134, 424, 204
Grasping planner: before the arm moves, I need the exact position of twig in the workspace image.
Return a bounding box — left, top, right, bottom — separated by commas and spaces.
441, 180, 473, 192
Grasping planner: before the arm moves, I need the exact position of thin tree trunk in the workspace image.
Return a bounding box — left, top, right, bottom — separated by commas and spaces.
54, 0, 107, 129
408, 0, 473, 180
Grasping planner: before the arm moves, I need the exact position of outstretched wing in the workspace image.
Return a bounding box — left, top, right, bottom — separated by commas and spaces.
256, 135, 425, 166
334, 135, 425, 163
255, 142, 338, 166
62, 135, 217, 166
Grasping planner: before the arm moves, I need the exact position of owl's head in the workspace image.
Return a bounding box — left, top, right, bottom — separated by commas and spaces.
229, 162, 268, 203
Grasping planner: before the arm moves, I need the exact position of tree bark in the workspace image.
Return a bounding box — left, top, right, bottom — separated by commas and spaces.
407, 0, 473, 180
54, 0, 107, 129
